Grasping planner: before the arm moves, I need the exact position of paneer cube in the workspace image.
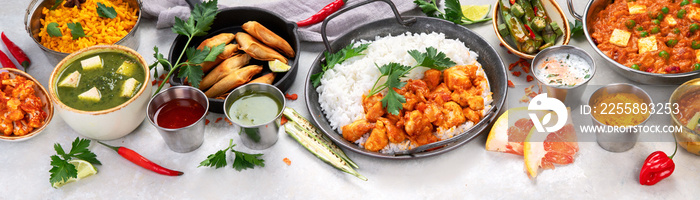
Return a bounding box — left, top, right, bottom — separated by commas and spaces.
627, 3, 646, 14
78, 87, 101, 102
638, 36, 658, 54
695, 50, 700, 63
665, 16, 677, 26
116, 61, 138, 77
689, 6, 700, 22
120, 78, 140, 98
609, 29, 631, 47
80, 55, 102, 70
58, 71, 81, 88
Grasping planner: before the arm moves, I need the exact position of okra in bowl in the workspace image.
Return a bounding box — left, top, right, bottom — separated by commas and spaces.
493, 0, 570, 59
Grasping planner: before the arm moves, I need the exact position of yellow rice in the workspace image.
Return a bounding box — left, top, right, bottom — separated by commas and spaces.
38, 0, 138, 53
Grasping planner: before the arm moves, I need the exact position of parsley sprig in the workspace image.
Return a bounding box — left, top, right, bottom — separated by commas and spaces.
366, 47, 455, 115
570, 20, 584, 37
414, 0, 492, 25
67, 22, 87, 40
199, 139, 265, 171
149, 0, 224, 94
49, 138, 101, 186
310, 43, 370, 88
96, 2, 117, 19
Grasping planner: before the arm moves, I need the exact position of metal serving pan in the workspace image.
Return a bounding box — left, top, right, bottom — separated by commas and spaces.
304, 0, 508, 159
567, 0, 700, 84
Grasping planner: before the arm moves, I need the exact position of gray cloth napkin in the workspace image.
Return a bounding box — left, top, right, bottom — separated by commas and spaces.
141, 0, 419, 42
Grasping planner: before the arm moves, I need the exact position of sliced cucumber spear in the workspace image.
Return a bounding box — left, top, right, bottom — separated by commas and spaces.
283, 108, 358, 168
282, 107, 366, 181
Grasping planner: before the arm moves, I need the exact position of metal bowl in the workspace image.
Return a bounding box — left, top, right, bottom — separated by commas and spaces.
169, 7, 299, 114
669, 78, 700, 155
24, 0, 143, 65
567, 0, 700, 84
0, 68, 54, 142
588, 83, 652, 152
492, 0, 571, 59
305, 0, 508, 159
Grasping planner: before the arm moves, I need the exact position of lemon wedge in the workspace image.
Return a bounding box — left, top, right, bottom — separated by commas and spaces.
269, 59, 291, 72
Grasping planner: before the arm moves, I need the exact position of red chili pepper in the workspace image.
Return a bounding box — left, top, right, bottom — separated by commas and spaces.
507, 80, 515, 88
512, 71, 522, 77
1, 32, 30, 69
0, 51, 17, 69
97, 142, 184, 176
526, 75, 534, 82
523, 25, 536, 39
640, 144, 677, 185
509, 0, 516, 4
297, 0, 346, 27
285, 93, 298, 100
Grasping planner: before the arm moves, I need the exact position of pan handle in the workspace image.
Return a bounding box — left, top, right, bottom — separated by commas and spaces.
566, 0, 583, 21
321, 0, 417, 53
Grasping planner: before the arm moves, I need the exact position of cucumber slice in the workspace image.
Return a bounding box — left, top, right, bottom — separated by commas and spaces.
116, 61, 138, 77
120, 78, 140, 98
58, 71, 81, 88
80, 55, 102, 70
78, 87, 101, 102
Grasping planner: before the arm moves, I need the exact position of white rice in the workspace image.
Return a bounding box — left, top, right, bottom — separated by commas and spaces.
316, 32, 493, 153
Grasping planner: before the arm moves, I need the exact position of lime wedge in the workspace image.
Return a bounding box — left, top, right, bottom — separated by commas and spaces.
269, 59, 291, 72
462, 4, 491, 21
52, 160, 97, 188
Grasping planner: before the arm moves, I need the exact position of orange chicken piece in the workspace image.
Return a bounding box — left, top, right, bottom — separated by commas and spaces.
437, 101, 466, 130
379, 117, 406, 143
463, 107, 481, 123
423, 69, 442, 90
362, 93, 385, 122
341, 119, 375, 142
364, 120, 389, 152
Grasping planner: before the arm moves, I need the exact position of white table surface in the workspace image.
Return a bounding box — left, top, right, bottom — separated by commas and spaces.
1, 0, 698, 199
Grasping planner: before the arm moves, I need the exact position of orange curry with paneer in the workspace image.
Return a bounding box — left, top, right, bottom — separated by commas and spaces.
592, 0, 700, 73
341, 65, 486, 152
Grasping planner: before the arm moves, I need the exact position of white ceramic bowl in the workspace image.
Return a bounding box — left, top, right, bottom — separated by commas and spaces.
48, 45, 152, 140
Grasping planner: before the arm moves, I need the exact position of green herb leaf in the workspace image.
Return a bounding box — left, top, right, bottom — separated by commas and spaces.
199, 139, 234, 169
203, 43, 225, 63
96, 2, 117, 19
413, 0, 439, 17
311, 43, 370, 87
49, 155, 76, 185
570, 20, 584, 37
48, 137, 100, 187
408, 47, 456, 70
68, 138, 101, 165
47, 22, 63, 37
185, 46, 208, 64
231, 148, 265, 171
190, 0, 220, 36
67, 22, 87, 40
172, 17, 197, 36
177, 64, 204, 88
50, 0, 64, 10
584, 74, 590, 79
444, 0, 465, 23
149, 46, 171, 80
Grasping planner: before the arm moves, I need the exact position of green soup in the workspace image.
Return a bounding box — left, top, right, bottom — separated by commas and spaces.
56, 51, 145, 111
228, 92, 282, 126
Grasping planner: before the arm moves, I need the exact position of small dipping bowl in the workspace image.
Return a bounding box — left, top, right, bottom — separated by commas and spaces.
147, 86, 209, 153
589, 83, 653, 152
532, 45, 595, 107
224, 83, 286, 150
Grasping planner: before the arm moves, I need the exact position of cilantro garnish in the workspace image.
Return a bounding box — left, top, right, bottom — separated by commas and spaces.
310, 43, 370, 88
47, 22, 62, 37
96, 2, 117, 19
67, 22, 87, 40
366, 47, 456, 115
414, 0, 492, 25
199, 139, 265, 171
149, 0, 223, 94
50, 0, 64, 10
49, 137, 101, 186
570, 20, 584, 37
